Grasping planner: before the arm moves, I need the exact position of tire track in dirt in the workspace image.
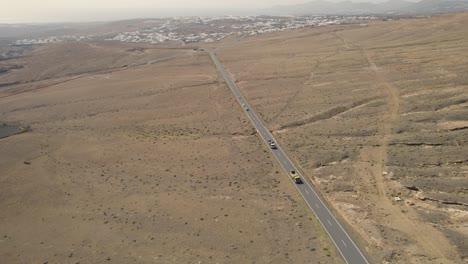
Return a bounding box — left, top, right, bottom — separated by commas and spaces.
269, 50, 340, 125
360, 48, 400, 197
357, 44, 460, 263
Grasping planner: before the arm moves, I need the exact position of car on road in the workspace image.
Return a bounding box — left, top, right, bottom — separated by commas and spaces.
290, 170, 302, 183
270, 141, 277, 149
267, 139, 272, 144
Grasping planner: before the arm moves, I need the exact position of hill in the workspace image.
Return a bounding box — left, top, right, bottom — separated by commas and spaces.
263, 0, 468, 15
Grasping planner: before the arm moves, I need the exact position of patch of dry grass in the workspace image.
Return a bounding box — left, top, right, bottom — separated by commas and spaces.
0, 43, 340, 263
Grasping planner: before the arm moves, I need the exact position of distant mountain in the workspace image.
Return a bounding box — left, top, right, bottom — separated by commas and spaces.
377, 0, 416, 11
261, 0, 468, 15
405, 0, 468, 13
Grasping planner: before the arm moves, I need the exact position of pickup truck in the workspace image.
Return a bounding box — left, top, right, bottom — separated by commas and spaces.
290, 170, 302, 183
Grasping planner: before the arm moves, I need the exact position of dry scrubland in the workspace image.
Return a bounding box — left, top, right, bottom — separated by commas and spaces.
215, 13, 468, 263
1, 13, 468, 264
0, 42, 340, 263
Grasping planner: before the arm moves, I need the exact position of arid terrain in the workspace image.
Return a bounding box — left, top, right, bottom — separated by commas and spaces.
0, 12, 467, 264
213, 12, 468, 263
0, 42, 340, 263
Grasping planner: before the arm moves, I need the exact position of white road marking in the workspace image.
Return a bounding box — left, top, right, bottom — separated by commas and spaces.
315, 203, 320, 208
342, 240, 348, 247
305, 190, 310, 195
327, 219, 333, 226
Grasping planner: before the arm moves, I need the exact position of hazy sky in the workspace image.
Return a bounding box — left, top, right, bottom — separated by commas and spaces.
1, 0, 409, 23
4, 0, 288, 23
4, 0, 309, 9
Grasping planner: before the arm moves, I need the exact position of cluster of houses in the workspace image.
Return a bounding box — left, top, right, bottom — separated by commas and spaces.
14, 35, 94, 45
14, 15, 379, 46
110, 31, 232, 44
108, 15, 376, 44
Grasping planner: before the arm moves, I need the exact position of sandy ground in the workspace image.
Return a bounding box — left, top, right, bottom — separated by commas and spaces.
0, 42, 340, 263
213, 13, 468, 264
1, 13, 467, 264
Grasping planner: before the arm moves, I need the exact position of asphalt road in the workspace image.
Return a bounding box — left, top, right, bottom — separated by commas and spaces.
207, 49, 370, 264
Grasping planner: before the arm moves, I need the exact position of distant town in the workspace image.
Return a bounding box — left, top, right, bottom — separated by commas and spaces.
14, 15, 378, 45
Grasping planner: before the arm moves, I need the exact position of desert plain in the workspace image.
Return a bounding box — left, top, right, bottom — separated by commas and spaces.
1, 12, 467, 264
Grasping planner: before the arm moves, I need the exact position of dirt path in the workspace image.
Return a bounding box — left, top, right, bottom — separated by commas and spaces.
269, 50, 340, 125
356, 44, 460, 263
361, 48, 400, 197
